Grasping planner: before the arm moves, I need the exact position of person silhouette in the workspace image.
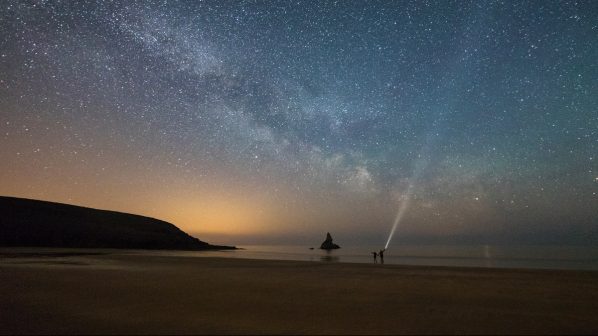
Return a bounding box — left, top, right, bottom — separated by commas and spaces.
379, 249, 385, 264
371, 251, 378, 263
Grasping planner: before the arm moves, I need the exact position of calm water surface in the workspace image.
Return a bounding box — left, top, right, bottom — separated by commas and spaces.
135, 245, 598, 271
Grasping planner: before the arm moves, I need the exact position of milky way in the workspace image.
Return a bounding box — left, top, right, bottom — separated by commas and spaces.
1, 1, 597, 245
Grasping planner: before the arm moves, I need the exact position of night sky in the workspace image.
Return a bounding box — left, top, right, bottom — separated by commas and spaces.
1, 1, 597, 246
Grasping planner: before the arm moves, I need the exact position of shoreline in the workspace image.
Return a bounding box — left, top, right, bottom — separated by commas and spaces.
3, 247, 598, 273
3, 245, 597, 272
2, 251, 598, 334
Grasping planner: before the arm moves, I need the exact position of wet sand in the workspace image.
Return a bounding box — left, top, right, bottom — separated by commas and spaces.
1, 251, 598, 335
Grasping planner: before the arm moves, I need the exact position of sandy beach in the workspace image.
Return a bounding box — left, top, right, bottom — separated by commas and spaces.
1, 251, 598, 335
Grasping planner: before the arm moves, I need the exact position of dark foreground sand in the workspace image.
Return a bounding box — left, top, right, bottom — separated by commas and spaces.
1, 251, 598, 335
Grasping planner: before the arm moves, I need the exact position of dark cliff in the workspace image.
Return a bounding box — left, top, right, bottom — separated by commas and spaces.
0, 196, 235, 250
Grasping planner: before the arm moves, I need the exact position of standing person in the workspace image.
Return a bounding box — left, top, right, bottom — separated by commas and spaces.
371, 251, 378, 263
379, 249, 385, 264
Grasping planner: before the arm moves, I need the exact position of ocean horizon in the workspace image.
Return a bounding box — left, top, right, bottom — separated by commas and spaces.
4, 244, 598, 271
117, 244, 598, 271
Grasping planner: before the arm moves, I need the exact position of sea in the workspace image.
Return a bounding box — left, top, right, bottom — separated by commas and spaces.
133, 244, 598, 271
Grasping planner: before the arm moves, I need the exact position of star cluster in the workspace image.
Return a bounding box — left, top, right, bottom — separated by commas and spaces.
1, 1, 597, 245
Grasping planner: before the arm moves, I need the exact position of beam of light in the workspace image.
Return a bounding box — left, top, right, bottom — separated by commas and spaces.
385, 183, 413, 249
384, 6, 491, 251
385, 156, 428, 250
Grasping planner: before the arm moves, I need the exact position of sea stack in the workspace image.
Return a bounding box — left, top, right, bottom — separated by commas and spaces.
320, 232, 340, 250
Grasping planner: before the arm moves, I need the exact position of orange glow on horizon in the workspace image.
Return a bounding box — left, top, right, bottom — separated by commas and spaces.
154, 192, 282, 237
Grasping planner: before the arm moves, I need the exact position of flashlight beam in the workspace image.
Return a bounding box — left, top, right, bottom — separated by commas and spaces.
385, 183, 414, 249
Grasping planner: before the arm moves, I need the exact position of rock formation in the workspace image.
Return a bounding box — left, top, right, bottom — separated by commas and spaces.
320, 232, 340, 250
